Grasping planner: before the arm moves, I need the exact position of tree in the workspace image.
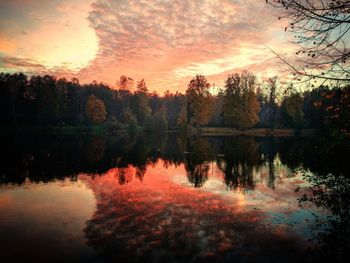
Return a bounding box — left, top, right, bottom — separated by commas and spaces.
123, 107, 138, 134
259, 77, 292, 129
208, 91, 224, 126
144, 106, 168, 131
323, 86, 350, 134
7, 73, 28, 126
163, 92, 186, 128
186, 75, 214, 126
265, 77, 278, 129
116, 75, 134, 90
223, 71, 261, 129
130, 79, 152, 123
266, 0, 350, 82
30, 75, 60, 125
177, 105, 188, 131
153, 105, 168, 131
85, 94, 107, 124
282, 93, 305, 128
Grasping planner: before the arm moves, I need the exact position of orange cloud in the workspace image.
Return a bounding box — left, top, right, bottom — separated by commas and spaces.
0, 0, 296, 93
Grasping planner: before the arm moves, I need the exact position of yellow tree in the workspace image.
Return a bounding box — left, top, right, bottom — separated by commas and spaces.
223, 71, 260, 129
186, 75, 214, 126
85, 94, 107, 124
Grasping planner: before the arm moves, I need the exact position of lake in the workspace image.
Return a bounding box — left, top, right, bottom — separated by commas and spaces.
0, 134, 349, 262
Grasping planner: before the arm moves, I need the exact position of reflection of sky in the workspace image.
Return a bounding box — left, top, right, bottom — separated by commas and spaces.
0, 157, 328, 261
0, 179, 96, 261
171, 159, 326, 239
79, 159, 326, 261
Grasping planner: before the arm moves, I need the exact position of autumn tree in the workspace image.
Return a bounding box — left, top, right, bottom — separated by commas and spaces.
223, 71, 260, 129
116, 75, 134, 90
266, 0, 350, 82
186, 75, 214, 126
322, 86, 350, 134
85, 94, 107, 124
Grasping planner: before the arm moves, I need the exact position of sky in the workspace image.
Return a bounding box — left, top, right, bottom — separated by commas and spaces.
0, 0, 294, 93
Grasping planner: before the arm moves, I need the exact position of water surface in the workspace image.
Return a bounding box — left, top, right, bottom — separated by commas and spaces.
0, 134, 349, 262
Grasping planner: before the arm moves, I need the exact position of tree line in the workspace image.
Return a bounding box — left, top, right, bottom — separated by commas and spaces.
0, 71, 349, 134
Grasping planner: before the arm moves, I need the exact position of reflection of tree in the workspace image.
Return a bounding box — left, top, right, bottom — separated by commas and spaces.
277, 138, 303, 170
217, 137, 261, 192
184, 138, 212, 188
135, 166, 146, 181
115, 167, 133, 185
84, 136, 106, 164
186, 163, 209, 188
83, 172, 312, 262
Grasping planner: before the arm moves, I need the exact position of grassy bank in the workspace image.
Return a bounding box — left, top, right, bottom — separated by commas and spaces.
194, 127, 320, 137
1, 125, 320, 137
0, 125, 126, 135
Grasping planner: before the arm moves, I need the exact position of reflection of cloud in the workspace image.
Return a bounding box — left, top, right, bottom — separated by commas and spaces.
80, 160, 312, 262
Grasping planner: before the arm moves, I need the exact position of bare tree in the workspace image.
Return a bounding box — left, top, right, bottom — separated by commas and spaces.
266, 0, 350, 83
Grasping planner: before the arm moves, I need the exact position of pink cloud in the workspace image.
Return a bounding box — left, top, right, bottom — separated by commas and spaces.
1, 0, 295, 93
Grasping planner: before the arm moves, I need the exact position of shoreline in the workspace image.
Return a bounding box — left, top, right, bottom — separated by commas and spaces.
194, 127, 319, 137
0, 125, 320, 137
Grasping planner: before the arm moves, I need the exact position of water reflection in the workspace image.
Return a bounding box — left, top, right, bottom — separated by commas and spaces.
81, 161, 311, 262
0, 179, 96, 262
184, 138, 211, 188
217, 137, 261, 192
0, 134, 349, 262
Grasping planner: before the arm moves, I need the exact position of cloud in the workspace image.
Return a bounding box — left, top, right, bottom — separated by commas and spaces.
0, 0, 295, 92
78, 0, 293, 91
0, 0, 98, 72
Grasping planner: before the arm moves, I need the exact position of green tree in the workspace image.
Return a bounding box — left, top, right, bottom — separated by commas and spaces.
223, 71, 260, 129
153, 106, 168, 131
30, 75, 60, 125
177, 105, 188, 131
186, 75, 214, 126
144, 106, 168, 131
123, 107, 138, 134
130, 79, 152, 123
282, 93, 304, 128
85, 94, 107, 124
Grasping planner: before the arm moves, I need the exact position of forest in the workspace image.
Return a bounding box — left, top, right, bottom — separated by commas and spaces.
0, 71, 349, 136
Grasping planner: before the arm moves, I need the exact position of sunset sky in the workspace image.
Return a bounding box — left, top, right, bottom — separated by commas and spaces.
0, 0, 294, 93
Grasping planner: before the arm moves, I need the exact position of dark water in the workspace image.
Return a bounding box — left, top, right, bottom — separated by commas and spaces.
0, 134, 349, 262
